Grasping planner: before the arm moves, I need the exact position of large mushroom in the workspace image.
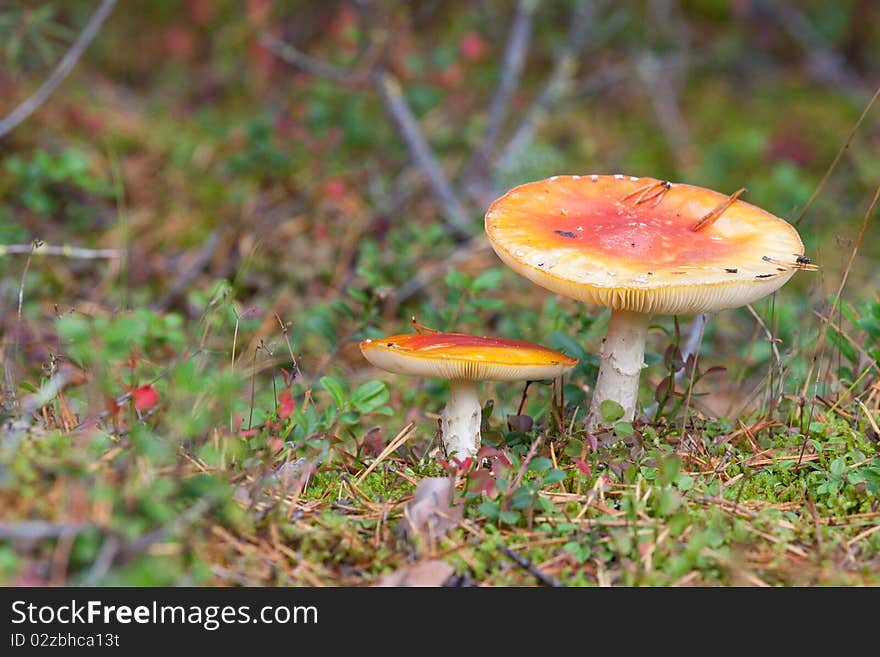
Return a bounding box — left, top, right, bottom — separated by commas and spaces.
360, 325, 577, 459
484, 174, 814, 429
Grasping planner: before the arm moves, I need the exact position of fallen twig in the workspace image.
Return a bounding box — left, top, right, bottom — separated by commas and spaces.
461, 0, 536, 184
373, 70, 473, 240
0, 0, 117, 139
498, 544, 565, 587
497, 0, 597, 176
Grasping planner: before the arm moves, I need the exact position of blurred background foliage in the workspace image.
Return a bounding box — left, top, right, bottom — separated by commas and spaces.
0, 0, 879, 585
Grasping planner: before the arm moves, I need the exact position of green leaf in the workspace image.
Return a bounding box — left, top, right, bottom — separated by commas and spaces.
320, 376, 346, 409
563, 541, 591, 563
471, 268, 503, 292
477, 500, 499, 520
511, 486, 536, 510
676, 474, 694, 492
499, 510, 521, 525
563, 439, 584, 458
527, 457, 553, 472
613, 421, 634, 437
351, 381, 389, 413
548, 331, 587, 360
542, 469, 566, 486
338, 411, 360, 425
600, 400, 625, 423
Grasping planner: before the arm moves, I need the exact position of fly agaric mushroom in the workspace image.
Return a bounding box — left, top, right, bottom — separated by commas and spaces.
484, 174, 814, 429
360, 324, 577, 459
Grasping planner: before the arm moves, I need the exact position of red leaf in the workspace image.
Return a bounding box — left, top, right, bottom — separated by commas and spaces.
460, 32, 488, 61
451, 456, 473, 473
131, 385, 159, 411
278, 388, 294, 419
467, 469, 497, 498
574, 459, 592, 477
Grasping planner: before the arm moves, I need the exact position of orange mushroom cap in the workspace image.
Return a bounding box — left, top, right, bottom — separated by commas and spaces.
359, 332, 577, 381
485, 174, 807, 315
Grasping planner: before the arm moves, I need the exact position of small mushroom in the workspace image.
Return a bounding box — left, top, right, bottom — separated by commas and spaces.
360, 331, 577, 459
485, 174, 814, 429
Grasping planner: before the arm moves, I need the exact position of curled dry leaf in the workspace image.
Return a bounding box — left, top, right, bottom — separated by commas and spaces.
374, 559, 455, 587
399, 476, 461, 550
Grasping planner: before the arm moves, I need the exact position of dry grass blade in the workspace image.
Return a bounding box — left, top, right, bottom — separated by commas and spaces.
794, 84, 880, 227
355, 422, 416, 485
798, 181, 880, 456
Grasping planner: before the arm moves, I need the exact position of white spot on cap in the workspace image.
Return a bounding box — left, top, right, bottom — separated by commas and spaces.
549, 175, 558, 182
572, 175, 581, 180
364, 339, 372, 343
710, 236, 723, 241
515, 249, 525, 257
630, 176, 639, 181
614, 174, 623, 180
577, 226, 583, 231
635, 274, 648, 283
591, 174, 599, 182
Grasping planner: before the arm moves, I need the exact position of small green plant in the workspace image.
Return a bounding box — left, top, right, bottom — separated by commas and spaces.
3, 148, 112, 219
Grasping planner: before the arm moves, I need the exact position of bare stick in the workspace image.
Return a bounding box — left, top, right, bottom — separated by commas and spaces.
394, 234, 492, 303
498, 544, 565, 587
0, 243, 122, 258
152, 229, 222, 311
497, 0, 597, 174
0, 521, 91, 542
0, 0, 117, 139
259, 32, 360, 86
461, 0, 536, 182
373, 69, 472, 239
503, 434, 543, 512
767, 1, 868, 100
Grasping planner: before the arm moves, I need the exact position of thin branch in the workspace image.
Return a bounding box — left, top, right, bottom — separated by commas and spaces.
0, 521, 91, 542
394, 234, 492, 304
0, 243, 122, 259
258, 32, 361, 86
0, 0, 117, 139
152, 229, 222, 311
637, 0, 695, 171
373, 69, 472, 239
765, 0, 869, 100
498, 544, 565, 587
461, 0, 536, 182
497, 0, 597, 175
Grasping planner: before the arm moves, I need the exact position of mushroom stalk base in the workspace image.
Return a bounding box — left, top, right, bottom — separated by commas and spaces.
441, 380, 481, 459
588, 309, 650, 429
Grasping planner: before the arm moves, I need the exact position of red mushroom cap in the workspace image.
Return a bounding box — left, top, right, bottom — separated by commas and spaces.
359, 332, 577, 381
485, 174, 807, 314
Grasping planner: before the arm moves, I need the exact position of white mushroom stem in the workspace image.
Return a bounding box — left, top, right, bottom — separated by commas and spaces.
440, 380, 482, 460
588, 309, 651, 429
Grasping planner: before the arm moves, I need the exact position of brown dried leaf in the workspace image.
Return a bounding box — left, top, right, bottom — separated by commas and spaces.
399, 476, 461, 549
373, 559, 454, 587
